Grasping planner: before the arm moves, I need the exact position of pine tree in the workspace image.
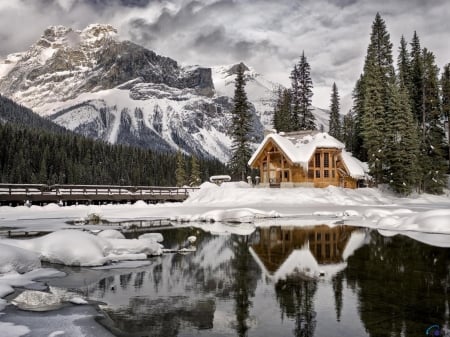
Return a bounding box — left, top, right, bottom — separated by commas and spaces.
175, 150, 187, 187
360, 13, 396, 185
189, 155, 201, 186
329, 82, 341, 139
441, 64, 450, 171
397, 35, 411, 89
296, 52, 316, 130
290, 65, 301, 130
229, 63, 252, 181
420, 49, 447, 194
352, 75, 367, 161
342, 111, 355, 153
410, 31, 424, 124
272, 87, 283, 131
384, 82, 419, 195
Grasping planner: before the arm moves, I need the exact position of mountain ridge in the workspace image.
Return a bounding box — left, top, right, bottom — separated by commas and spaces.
0, 24, 330, 161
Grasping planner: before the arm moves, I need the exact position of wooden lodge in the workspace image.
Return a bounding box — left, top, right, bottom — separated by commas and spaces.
248, 130, 368, 188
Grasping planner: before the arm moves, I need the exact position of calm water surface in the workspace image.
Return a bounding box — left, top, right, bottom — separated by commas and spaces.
48, 225, 450, 337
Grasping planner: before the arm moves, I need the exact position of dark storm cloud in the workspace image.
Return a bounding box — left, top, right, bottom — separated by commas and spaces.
0, 0, 449, 108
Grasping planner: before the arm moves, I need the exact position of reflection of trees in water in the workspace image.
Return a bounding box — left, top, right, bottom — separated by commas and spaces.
345, 232, 450, 337
101, 296, 216, 337
332, 271, 344, 322
231, 235, 260, 337
90, 229, 262, 336
275, 277, 318, 337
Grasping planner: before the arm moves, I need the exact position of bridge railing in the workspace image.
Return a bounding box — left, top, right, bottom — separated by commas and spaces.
0, 184, 199, 197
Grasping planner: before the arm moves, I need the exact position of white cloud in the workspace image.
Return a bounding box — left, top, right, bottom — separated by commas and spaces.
0, 0, 449, 109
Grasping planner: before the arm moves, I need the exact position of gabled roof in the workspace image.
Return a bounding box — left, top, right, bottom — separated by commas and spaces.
248, 131, 367, 179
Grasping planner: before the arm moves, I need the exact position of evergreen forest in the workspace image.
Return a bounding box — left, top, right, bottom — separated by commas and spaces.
0, 95, 226, 186
272, 13, 449, 195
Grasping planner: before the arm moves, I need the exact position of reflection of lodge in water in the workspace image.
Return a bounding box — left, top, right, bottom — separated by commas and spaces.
251, 225, 357, 276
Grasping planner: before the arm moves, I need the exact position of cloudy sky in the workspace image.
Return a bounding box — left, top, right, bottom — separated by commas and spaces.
0, 0, 449, 110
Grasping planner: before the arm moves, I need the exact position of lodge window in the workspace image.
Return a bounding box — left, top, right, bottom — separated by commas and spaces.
317, 233, 321, 240
325, 233, 330, 241
315, 153, 321, 167
324, 170, 329, 178
284, 171, 289, 179
324, 153, 329, 167
315, 170, 320, 178
332, 155, 335, 168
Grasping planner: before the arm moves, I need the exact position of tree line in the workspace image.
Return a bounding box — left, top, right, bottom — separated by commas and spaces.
341, 13, 449, 195
271, 14, 449, 195
0, 96, 226, 186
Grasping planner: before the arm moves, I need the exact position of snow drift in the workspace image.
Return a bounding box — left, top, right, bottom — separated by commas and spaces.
0, 229, 163, 267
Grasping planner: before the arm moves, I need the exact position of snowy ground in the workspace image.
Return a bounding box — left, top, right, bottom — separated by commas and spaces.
0, 182, 449, 336
1, 182, 449, 234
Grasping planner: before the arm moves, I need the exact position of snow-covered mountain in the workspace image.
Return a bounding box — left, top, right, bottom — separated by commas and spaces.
0, 24, 263, 161
0, 24, 329, 161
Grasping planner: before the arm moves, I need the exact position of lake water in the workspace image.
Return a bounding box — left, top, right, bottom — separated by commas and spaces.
39, 224, 450, 337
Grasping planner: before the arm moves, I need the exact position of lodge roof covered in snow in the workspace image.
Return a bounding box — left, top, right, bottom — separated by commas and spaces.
248, 130, 368, 179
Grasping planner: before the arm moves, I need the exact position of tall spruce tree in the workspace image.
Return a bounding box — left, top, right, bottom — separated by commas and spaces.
189, 155, 201, 186
397, 35, 411, 89
420, 49, 447, 193
361, 13, 395, 185
409, 31, 424, 125
441, 64, 450, 171
351, 75, 367, 161
229, 63, 252, 181
295, 52, 316, 130
384, 82, 419, 195
342, 111, 355, 153
290, 65, 301, 130
175, 150, 187, 187
329, 82, 341, 139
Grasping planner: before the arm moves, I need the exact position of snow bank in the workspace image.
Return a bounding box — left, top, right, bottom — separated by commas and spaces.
185, 184, 391, 206
1, 230, 163, 267
378, 209, 450, 234
0, 243, 41, 274
97, 229, 125, 239
173, 208, 279, 223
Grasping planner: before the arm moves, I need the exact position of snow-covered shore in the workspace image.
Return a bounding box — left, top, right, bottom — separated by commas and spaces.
1, 182, 449, 234
0, 182, 449, 336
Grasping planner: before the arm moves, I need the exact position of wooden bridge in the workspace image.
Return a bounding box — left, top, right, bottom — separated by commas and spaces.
0, 184, 199, 206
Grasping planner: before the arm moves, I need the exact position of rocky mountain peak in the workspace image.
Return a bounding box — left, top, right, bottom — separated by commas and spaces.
226, 62, 250, 76
0, 24, 215, 111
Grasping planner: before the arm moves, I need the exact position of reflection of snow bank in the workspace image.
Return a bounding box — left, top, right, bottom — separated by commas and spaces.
173, 208, 279, 223
189, 222, 256, 236
1, 230, 163, 267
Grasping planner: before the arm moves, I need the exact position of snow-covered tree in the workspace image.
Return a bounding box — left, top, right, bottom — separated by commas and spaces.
175, 150, 187, 187
294, 52, 316, 130
384, 82, 419, 194
329, 82, 341, 140
189, 155, 201, 186
229, 63, 252, 181
441, 63, 450, 171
